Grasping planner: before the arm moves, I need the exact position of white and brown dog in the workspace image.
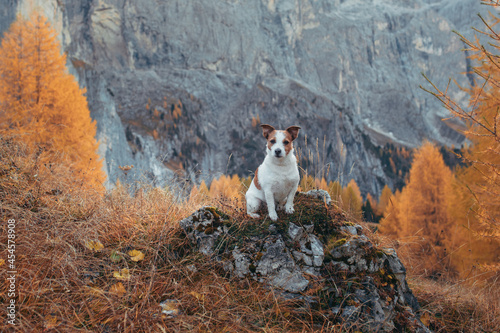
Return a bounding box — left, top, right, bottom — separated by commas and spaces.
246, 124, 301, 221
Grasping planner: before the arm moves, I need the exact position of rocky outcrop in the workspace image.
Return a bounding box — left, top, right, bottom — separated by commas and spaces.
178, 191, 430, 332
0, 0, 488, 194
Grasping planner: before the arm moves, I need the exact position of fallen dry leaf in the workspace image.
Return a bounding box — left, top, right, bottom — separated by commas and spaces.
110, 282, 126, 296
128, 249, 145, 262
85, 240, 104, 252
113, 268, 131, 281
189, 291, 205, 301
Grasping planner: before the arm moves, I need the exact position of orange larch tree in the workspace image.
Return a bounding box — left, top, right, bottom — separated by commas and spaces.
0, 14, 104, 188
422, 4, 500, 275
341, 179, 363, 220
378, 189, 400, 238
377, 185, 393, 217
379, 142, 456, 276
208, 175, 243, 203
328, 180, 342, 207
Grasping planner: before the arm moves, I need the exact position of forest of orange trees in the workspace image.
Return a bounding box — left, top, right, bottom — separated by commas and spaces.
0, 10, 499, 331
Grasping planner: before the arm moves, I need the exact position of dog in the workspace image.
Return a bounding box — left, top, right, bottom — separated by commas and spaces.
246, 124, 301, 221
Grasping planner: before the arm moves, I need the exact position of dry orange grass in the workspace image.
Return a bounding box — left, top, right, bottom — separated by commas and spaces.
1, 135, 499, 332
0, 137, 348, 332
409, 276, 500, 333
372, 231, 500, 333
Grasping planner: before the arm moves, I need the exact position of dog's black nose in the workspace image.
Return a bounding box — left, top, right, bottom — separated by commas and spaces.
275, 148, 282, 156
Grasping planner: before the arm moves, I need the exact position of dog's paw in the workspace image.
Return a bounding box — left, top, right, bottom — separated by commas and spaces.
285, 205, 294, 214
248, 212, 260, 219
268, 211, 278, 221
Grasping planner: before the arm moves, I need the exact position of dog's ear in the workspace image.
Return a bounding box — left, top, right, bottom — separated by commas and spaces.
260, 124, 275, 139
285, 126, 301, 141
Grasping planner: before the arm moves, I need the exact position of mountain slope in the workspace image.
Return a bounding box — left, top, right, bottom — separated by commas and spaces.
0, 0, 486, 194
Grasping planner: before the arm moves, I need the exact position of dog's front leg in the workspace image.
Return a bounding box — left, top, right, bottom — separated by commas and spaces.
284, 184, 298, 214
264, 189, 278, 221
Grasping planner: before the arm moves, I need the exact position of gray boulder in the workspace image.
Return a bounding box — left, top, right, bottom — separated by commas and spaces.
178, 191, 431, 332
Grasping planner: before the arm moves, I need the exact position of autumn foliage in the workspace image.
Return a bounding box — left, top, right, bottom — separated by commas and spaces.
417, 8, 500, 277
454, 19, 500, 241
376, 141, 499, 278
379, 142, 456, 276
0, 14, 104, 188
422, 9, 500, 238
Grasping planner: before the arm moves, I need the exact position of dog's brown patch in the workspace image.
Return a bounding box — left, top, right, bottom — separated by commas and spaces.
266, 132, 277, 151
282, 130, 293, 155
253, 167, 262, 190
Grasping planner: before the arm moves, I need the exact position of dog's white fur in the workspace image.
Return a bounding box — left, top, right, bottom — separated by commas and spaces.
246, 124, 301, 221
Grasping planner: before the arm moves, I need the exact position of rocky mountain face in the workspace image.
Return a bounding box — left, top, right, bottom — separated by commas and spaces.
0, 0, 487, 195
178, 190, 430, 331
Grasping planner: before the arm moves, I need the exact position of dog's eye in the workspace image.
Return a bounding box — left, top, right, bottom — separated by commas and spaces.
270, 139, 276, 144
284, 140, 290, 145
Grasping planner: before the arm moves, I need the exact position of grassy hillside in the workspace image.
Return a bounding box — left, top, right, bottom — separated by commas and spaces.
0, 136, 498, 332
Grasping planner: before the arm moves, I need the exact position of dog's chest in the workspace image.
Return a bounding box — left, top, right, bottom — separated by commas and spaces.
260, 163, 298, 197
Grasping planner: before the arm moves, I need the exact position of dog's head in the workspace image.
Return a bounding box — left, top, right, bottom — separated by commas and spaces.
261, 124, 301, 159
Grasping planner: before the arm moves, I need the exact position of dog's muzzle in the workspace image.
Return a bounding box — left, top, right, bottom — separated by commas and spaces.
274, 148, 282, 157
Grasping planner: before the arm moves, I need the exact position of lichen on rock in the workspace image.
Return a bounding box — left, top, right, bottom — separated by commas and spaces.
177, 191, 431, 332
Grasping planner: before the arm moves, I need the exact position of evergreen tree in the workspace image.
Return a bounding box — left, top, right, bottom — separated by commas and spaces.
0, 14, 104, 188
362, 198, 376, 222
364, 193, 381, 222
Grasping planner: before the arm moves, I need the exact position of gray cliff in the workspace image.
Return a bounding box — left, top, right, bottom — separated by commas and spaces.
0, 0, 487, 194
